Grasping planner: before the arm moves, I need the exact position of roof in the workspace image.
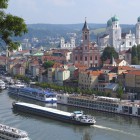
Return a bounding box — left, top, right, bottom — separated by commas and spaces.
33, 52, 44, 56
99, 34, 109, 38
121, 33, 127, 38
126, 70, 140, 75
119, 49, 131, 55
87, 67, 101, 71
82, 20, 89, 31
104, 83, 118, 90
14, 64, 25, 68
20, 87, 56, 96
118, 66, 135, 71
81, 70, 102, 76
42, 55, 65, 62
0, 56, 7, 60
111, 15, 119, 22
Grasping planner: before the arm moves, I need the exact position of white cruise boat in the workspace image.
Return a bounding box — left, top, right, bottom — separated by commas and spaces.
0, 123, 30, 140
57, 94, 140, 117
0, 80, 5, 90
8, 86, 57, 103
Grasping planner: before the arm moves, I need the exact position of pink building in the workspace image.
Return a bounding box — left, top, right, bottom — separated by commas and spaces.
73, 20, 101, 68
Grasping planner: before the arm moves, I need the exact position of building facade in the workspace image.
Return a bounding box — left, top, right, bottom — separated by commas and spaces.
60, 37, 75, 49
99, 16, 140, 52
73, 20, 101, 68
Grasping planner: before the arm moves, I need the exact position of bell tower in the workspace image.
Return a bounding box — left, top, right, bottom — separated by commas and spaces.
82, 18, 90, 48
136, 17, 140, 45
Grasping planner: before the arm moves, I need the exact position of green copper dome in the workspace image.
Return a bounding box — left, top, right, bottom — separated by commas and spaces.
111, 15, 119, 22
107, 19, 112, 27
138, 16, 140, 22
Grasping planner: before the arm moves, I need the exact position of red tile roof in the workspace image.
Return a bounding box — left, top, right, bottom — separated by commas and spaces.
127, 70, 140, 75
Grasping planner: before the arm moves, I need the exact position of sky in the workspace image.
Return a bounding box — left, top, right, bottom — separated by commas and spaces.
6, 0, 140, 24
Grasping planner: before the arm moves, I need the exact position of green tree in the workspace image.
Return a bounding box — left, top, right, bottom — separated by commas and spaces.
132, 56, 139, 65
101, 46, 118, 62
131, 45, 137, 58
116, 84, 123, 99
43, 61, 55, 69
0, 0, 28, 50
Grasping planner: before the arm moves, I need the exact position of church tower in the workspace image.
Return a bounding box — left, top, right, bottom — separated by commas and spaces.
82, 18, 90, 49
60, 37, 65, 48
108, 15, 121, 50
70, 37, 75, 48
136, 17, 140, 45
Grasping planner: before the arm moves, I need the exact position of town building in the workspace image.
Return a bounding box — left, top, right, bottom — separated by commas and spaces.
78, 70, 102, 89
98, 16, 140, 52
73, 20, 101, 68
60, 37, 75, 49
13, 64, 25, 76
125, 70, 140, 99
55, 68, 70, 86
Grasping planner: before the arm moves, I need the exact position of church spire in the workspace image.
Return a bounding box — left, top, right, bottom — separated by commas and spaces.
82, 17, 89, 31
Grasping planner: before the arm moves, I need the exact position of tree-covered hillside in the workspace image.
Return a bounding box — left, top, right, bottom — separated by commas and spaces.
19, 23, 135, 42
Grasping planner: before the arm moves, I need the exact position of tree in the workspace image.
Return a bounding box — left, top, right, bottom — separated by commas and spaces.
0, 0, 28, 50
43, 61, 55, 69
132, 56, 139, 65
101, 46, 118, 62
116, 84, 123, 99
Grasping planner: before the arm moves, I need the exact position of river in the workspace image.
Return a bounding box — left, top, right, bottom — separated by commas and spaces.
0, 90, 140, 140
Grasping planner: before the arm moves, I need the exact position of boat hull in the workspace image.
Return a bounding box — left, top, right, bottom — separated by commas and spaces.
13, 103, 95, 126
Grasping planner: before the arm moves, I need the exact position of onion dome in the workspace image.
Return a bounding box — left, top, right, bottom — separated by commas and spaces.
111, 15, 119, 22
138, 16, 140, 22
107, 19, 112, 27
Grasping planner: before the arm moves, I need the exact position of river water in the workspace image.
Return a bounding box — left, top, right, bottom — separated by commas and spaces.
0, 90, 140, 140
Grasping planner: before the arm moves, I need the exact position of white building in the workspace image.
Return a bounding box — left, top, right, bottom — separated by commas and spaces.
99, 16, 140, 52
55, 68, 70, 86
60, 37, 75, 49
136, 17, 140, 45
13, 44, 23, 53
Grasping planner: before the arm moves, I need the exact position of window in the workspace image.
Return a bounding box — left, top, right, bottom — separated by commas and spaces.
80, 56, 82, 61
95, 56, 97, 60
85, 34, 87, 40
75, 56, 77, 60
90, 56, 92, 60
85, 56, 87, 61
129, 42, 131, 46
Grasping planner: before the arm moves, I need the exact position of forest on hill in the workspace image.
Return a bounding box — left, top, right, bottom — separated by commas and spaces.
20, 23, 135, 41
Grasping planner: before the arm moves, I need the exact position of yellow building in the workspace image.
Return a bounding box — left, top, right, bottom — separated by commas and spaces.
78, 70, 102, 89
125, 70, 140, 99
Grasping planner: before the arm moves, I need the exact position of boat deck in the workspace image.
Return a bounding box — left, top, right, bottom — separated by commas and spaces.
16, 102, 72, 117
0, 124, 27, 136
